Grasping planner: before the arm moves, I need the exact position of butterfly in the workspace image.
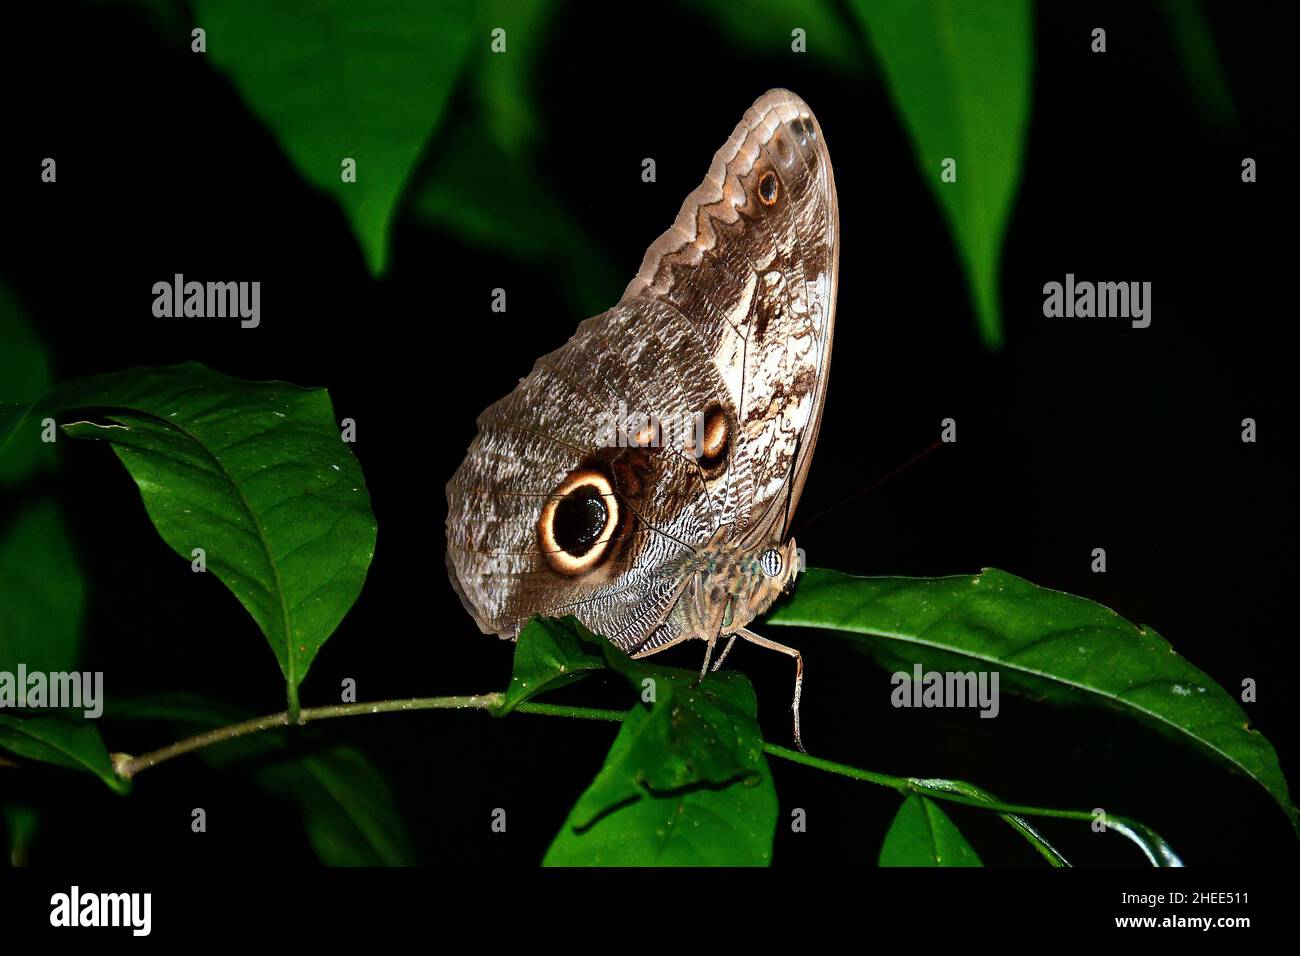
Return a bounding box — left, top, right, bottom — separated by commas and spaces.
446, 89, 839, 750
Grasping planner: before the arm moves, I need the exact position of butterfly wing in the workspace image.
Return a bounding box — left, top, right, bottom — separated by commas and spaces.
446, 297, 733, 649
446, 88, 839, 650
622, 88, 839, 544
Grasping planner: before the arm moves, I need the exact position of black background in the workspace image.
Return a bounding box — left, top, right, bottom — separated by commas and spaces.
1, 0, 1295, 870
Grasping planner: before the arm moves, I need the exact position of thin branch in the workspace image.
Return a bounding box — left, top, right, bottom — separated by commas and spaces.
762, 742, 908, 790
513, 702, 625, 722
109, 691, 1172, 864
762, 744, 1071, 864
115, 694, 505, 779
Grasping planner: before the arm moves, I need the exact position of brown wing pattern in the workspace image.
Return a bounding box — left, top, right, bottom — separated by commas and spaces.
622, 88, 839, 541
446, 89, 838, 652
446, 300, 731, 643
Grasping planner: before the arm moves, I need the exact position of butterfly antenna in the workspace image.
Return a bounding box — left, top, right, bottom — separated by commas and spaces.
791, 439, 944, 538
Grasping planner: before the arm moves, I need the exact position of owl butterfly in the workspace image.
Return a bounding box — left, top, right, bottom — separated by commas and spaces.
446, 89, 838, 750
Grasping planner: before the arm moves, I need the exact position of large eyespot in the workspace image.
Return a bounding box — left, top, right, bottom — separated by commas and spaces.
537, 469, 619, 575
758, 170, 779, 206
760, 548, 783, 578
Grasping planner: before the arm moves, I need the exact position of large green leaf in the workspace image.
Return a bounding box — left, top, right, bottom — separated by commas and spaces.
28, 363, 375, 709
544, 668, 777, 866
0, 500, 86, 675
879, 793, 982, 866
0, 283, 54, 485
112, 695, 413, 866
191, 0, 477, 274
847, 0, 1032, 348
495, 616, 606, 715
544, 762, 777, 867
0, 714, 128, 794
767, 568, 1297, 831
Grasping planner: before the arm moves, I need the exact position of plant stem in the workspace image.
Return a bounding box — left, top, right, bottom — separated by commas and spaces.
762, 742, 909, 790
761, 744, 1071, 865
110, 691, 1173, 864
513, 702, 624, 722
115, 694, 505, 779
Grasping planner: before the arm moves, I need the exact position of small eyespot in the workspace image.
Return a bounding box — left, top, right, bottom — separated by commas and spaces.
687, 402, 729, 474
773, 132, 794, 165
538, 469, 618, 575
758, 171, 779, 206
760, 548, 783, 578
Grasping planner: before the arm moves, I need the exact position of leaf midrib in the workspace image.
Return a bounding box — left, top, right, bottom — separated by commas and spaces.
88, 407, 298, 685
0, 717, 116, 788
769, 583, 1267, 791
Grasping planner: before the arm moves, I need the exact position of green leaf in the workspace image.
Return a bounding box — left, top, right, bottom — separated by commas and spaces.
880, 794, 982, 866
846, 0, 1032, 348
914, 776, 1180, 866
46, 363, 375, 708
1157, 0, 1237, 131
495, 616, 607, 715
0, 714, 129, 794
112, 695, 413, 866
470, 0, 558, 157
768, 568, 1298, 832
192, 0, 478, 275
1096, 811, 1184, 867
2, 804, 39, 867
914, 777, 1068, 866
407, 2, 622, 317
256, 744, 414, 866
0, 499, 86, 675
411, 123, 624, 318
0, 282, 55, 485
568, 670, 766, 822
544, 669, 777, 866
683, 0, 863, 74
544, 765, 777, 867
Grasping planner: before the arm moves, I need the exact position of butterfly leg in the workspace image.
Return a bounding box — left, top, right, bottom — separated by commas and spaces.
737, 628, 805, 752
711, 634, 739, 672
694, 631, 719, 687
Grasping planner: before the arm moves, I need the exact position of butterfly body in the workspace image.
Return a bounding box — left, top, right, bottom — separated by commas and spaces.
447, 89, 838, 748
657, 532, 802, 650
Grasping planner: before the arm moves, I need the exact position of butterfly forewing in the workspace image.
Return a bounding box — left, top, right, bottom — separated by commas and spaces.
622, 89, 838, 539
446, 88, 839, 654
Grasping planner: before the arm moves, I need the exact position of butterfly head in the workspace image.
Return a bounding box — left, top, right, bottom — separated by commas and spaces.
686, 536, 801, 636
